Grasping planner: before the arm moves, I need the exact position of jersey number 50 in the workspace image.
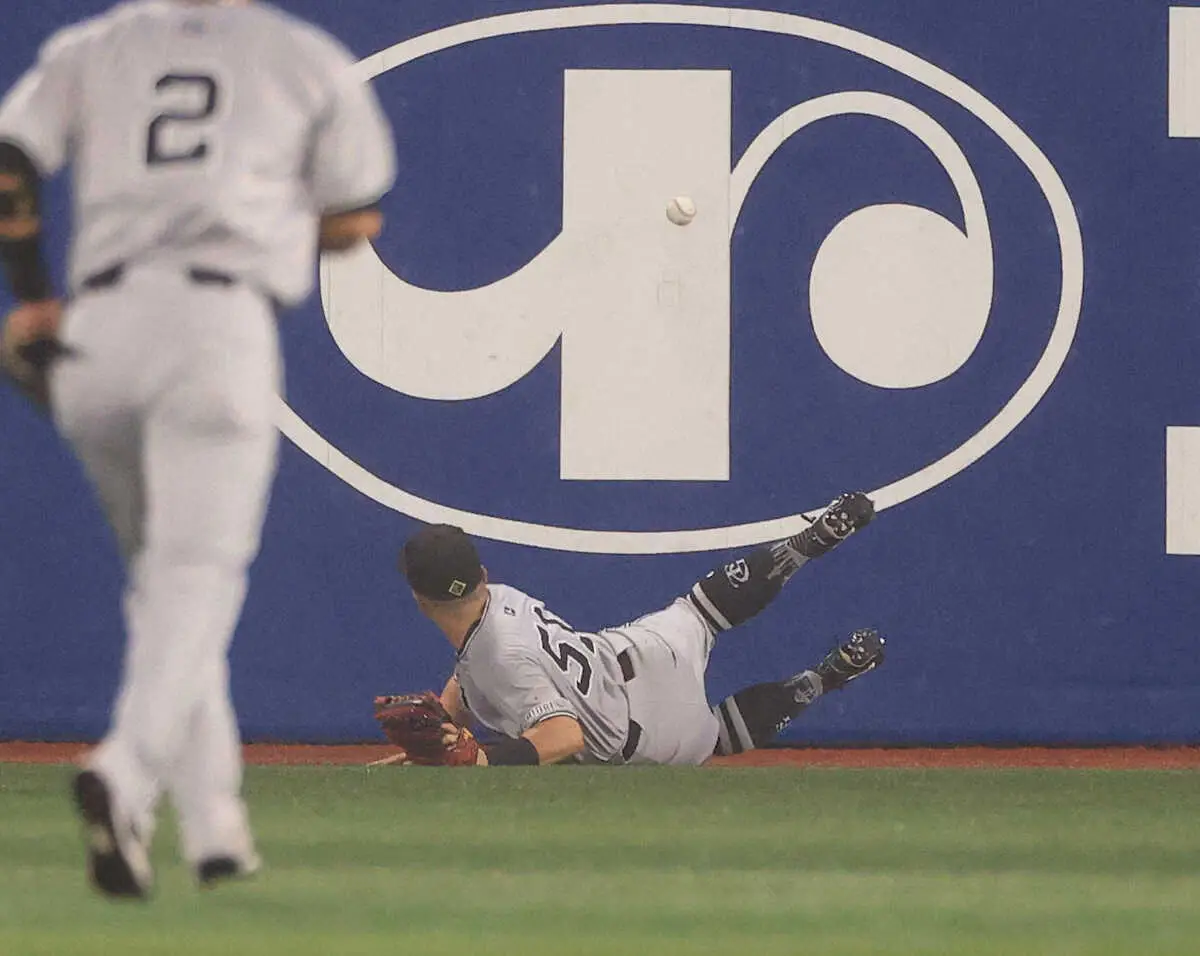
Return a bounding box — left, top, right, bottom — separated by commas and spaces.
146, 73, 219, 167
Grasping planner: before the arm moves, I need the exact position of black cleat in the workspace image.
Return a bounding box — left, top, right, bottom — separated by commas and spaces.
815, 628, 886, 692
72, 770, 153, 900
197, 853, 261, 889
790, 492, 875, 559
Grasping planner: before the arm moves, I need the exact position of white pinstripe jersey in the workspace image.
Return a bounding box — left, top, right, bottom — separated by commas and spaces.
0, 0, 396, 306
455, 584, 633, 763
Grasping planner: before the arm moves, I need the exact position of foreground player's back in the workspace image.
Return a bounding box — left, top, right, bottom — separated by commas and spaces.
14, 0, 393, 305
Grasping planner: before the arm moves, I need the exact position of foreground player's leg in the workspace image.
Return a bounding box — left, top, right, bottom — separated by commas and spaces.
686, 492, 874, 632
713, 628, 886, 755
64, 278, 279, 896
71, 769, 154, 900
168, 658, 262, 888
142, 285, 278, 888
53, 299, 157, 899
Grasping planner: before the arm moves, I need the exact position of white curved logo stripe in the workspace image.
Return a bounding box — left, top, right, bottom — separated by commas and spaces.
729, 91, 988, 242
278, 4, 1084, 555
732, 91, 994, 389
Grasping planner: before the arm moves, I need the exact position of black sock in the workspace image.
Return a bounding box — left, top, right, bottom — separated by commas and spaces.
712, 671, 823, 755
688, 538, 817, 633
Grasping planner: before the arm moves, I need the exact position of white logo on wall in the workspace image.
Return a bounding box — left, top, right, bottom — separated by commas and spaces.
278, 4, 1083, 554
724, 559, 751, 585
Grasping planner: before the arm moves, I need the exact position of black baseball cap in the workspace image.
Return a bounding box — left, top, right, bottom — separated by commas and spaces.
400, 524, 484, 601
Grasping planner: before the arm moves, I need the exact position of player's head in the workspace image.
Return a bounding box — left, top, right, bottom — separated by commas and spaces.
400, 524, 487, 613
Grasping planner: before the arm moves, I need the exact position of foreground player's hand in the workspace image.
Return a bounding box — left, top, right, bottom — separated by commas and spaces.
1, 299, 69, 408
3, 299, 63, 344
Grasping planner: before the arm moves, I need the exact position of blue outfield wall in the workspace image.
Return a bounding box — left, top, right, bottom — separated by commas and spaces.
1, 0, 1198, 745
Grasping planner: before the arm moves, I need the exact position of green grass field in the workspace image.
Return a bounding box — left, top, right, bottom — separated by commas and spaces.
1, 764, 1198, 955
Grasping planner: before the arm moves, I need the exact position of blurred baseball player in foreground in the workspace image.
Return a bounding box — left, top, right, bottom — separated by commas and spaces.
375, 493, 884, 767
0, 0, 395, 898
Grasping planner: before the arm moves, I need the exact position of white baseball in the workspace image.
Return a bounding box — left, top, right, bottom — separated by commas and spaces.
666, 196, 697, 226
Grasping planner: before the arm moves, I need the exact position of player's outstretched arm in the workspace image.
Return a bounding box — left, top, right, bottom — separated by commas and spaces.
516, 715, 585, 765
476, 715, 586, 767
439, 674, 470, 727
372, 692, 586, 766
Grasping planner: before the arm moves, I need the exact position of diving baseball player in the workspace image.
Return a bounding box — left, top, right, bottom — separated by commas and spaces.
0, 0, 396, 898
381, 494, 883, 767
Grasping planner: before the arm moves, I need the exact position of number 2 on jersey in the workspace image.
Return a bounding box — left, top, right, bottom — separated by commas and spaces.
535, 606, 596, 695
146, 74, 219, 166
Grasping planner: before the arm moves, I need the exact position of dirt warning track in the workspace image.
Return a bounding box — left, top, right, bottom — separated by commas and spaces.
2, 741, 1198, 769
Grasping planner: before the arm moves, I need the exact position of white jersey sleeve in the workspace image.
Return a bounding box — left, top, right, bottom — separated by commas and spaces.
0, 25, 89, 174
303, 39, 396, 214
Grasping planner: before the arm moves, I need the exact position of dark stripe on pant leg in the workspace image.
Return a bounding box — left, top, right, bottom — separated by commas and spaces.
717, 700, 744, 755
687, 588, 725, 632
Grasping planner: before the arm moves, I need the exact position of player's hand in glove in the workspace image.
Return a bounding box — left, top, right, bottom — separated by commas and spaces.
0, 299, 73, 409
373, 691, 483, 766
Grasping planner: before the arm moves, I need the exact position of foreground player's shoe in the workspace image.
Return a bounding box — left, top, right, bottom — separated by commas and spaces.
72, 770, 153, 900
790, 492, 875, 559
197, 851, 262, 889
815, 628, 886, 692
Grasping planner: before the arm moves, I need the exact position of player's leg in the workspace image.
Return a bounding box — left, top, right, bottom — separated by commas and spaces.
52, 295, 158, 897
54, 420, 146, 559
601, 598, 721, 764
166, 656, 261, 883
70, 275, 279, 885
51, 291, 150, 561
133, 281, 279, 882
712, 628, 885, 755
617, 631, 722, 765
686, 492, 875, 633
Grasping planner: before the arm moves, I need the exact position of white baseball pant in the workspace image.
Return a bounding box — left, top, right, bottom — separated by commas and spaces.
52, 266, 280, 865
599, 598, 721, 765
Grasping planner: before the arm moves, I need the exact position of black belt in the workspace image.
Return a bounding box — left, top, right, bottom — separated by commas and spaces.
622, 719, 642, 762
617, 648, 640, 761
80, 264, 238, 293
